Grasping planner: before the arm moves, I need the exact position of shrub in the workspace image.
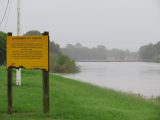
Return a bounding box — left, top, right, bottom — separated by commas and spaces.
49, 53, 79, 73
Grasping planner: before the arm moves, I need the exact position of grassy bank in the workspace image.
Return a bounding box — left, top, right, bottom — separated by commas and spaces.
0, 67, 160, 120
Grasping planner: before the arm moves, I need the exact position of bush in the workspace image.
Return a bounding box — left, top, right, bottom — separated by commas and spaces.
49, 53, 79, 73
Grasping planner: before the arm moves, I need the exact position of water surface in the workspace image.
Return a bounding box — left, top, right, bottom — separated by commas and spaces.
62, 62, 160, 98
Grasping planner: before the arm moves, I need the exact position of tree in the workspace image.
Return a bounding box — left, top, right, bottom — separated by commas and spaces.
75, 43, 82, 48
138, 44, 155, 61
0, 31, 6, 65
50, 41, 61, 54
24, 30, 41, 36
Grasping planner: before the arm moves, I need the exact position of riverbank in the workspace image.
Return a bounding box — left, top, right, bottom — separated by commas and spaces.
0, 68, 160, 120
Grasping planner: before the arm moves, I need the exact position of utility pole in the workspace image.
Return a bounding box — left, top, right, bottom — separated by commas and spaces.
16, 0, 21, 86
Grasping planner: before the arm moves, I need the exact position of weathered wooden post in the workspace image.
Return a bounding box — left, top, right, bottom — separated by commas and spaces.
7, 33, 13, 114
42, 32, 49, 113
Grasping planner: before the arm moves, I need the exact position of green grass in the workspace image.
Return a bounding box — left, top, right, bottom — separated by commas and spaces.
0, 67, 160, 120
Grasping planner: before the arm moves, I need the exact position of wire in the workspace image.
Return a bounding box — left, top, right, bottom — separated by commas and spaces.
0, 0, 10, 29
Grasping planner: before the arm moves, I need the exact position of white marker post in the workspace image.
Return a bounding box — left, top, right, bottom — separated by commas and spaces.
16, 0, 21, 86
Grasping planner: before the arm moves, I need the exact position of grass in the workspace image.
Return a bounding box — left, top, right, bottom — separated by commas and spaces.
0, 67, 160, 120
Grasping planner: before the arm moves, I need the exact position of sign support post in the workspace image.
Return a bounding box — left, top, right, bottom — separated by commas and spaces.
43, 69, 49, 113
7, 67, 12, 114
42, 32, 49, 113
7, 33, 13, 114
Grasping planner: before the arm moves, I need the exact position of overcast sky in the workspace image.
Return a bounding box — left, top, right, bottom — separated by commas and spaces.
1, 0, 160, 51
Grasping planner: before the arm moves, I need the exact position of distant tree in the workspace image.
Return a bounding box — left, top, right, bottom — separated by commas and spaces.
24, 30, 41, 36
108, 49, 125, 60
50, 41, 61, 54
138, 44, 155, 61
66, 44, 75, 49
96, 45, 107, 60
62, 43, 108, 61
154, 42, 160, 55
63, 44, 78, 60
137, 42, 160, 62
0, 31, 6, 65
150, 42, 160, 62
75, 43, 82, 48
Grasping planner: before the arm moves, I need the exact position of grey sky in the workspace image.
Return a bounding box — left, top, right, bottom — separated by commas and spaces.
1, 0, 160, 51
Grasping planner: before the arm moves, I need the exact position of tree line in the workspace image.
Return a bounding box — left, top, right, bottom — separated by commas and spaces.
61, 43, 138, 62
0, 30, 79, 73
0, 32, 6, 65
62, 42, 160, 63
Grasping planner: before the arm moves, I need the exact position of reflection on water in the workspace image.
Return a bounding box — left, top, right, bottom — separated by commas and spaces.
61, 62, 160, 98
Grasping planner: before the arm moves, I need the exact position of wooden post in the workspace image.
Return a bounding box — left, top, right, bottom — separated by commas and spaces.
7, 67, 12, 114
42, 32, 49, 113
7, 33, 13, 114
43, 70, 49, 113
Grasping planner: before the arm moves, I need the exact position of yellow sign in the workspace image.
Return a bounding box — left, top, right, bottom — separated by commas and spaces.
7, 36, 49, 71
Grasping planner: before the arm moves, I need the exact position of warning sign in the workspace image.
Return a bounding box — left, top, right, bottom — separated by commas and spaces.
7, 36, 49, 71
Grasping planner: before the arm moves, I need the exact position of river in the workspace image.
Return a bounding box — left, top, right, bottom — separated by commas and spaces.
61, 62, 160, 98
